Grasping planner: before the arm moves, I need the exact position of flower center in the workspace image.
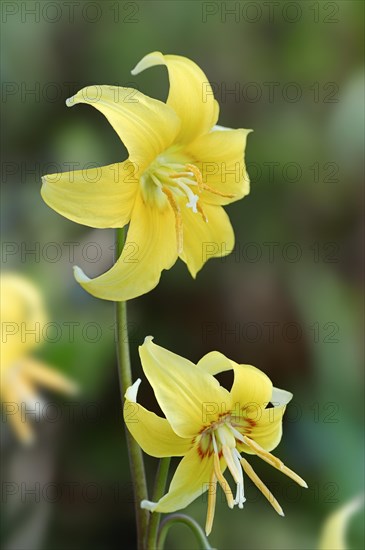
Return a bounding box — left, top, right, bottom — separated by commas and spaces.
140, 148, 235, 253
198, 416, 247, 510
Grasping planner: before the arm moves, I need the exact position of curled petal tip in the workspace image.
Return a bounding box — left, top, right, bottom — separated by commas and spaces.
131, 51, 163, 76
125, 378, 141, 402
141, 499, 157, 512
65, 96, 75, 107
143, 335, 154, 345
73, 266, 90, 283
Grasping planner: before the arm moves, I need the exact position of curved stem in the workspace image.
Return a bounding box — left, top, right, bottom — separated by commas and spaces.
146, 458, 171, 549
115, 228, 149, 549
157, 514, 214, 550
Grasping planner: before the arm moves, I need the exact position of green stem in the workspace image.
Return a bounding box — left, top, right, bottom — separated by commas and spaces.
146, 458, 171, 549
157, 514, 214, 550
115, 228, 149, 550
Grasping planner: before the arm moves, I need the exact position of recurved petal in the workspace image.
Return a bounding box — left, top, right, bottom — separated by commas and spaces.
123, 380, 192, 457
187, 128, 252, 205
141, 445, 213, 513
179, 204, 234, 278
230, 363, 273, 414
73, 192, 178, 301
197, 350, 235, 376
237, 387, 292, 453
197, 352, 280, 447
139, 337, 231, 438
66, 86, 180, 170
41, 160, 138, 229
132, 52, 219, 143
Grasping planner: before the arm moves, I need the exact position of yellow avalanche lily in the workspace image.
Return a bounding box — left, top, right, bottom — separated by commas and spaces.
41, 52, 251, 301
0, 273, 78, 443
124, 337, 307, 536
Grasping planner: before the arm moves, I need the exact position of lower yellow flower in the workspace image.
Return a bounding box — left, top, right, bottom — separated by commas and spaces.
124, 337, 307, 535
1, 273, 78, 444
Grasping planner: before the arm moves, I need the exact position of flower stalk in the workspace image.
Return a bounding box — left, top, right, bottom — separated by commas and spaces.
115, 228, 149, 549
146, 457, 171, 549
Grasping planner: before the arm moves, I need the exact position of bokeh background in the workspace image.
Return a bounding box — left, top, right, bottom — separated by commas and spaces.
1, 1, 364, 549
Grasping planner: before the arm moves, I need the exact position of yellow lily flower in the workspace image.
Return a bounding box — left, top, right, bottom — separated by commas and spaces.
124, 337, 307, 536
0, 273, 78, 444
41, 52, 251, 301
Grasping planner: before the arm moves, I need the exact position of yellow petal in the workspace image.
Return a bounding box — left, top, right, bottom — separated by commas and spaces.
319, 495, 364, 550
66, 86, 180, 170
187, 128, 252, 205
179, 203, 234, 278
73, 192, 178, 301
197, 352, 281, 448
41, 160, 138, 229
123, 379, 192, 457
141, 445, 213, 513
197, 350, 235, 376
132, 52, 219, 143
229, 363, 273, 415
139, 337, 231, 438
244, 387, 292, 451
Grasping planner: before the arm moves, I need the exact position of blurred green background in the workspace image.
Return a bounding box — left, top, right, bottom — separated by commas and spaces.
1, 1, 364, 549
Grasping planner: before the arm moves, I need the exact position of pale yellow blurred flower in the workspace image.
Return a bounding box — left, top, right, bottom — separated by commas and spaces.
319, 495, 364, 550
1, 273, 78, 444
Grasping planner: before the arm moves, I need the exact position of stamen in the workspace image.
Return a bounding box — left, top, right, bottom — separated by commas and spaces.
205, 471, 217, 536
162, 187, 183, 254
217, 427, 240, 483
242, 436, 282, 468
186, 162, 236, 198
151, 174, 162, 188
222, 445, 240, 484
243, 436, 308, 488
201, 182, 236, 198
240, 457, 284, 516
186, 163, 204, 192
197, 203, 208, 223
212, 433, 234, 508
229, 425, 246, 443
213, 453, 234, 509
170, 172, 194, 179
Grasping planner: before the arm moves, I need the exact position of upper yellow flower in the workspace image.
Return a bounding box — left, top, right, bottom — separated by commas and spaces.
1, 273, 78, 443
41, 52, 251, 301
124, 337, 307, 536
